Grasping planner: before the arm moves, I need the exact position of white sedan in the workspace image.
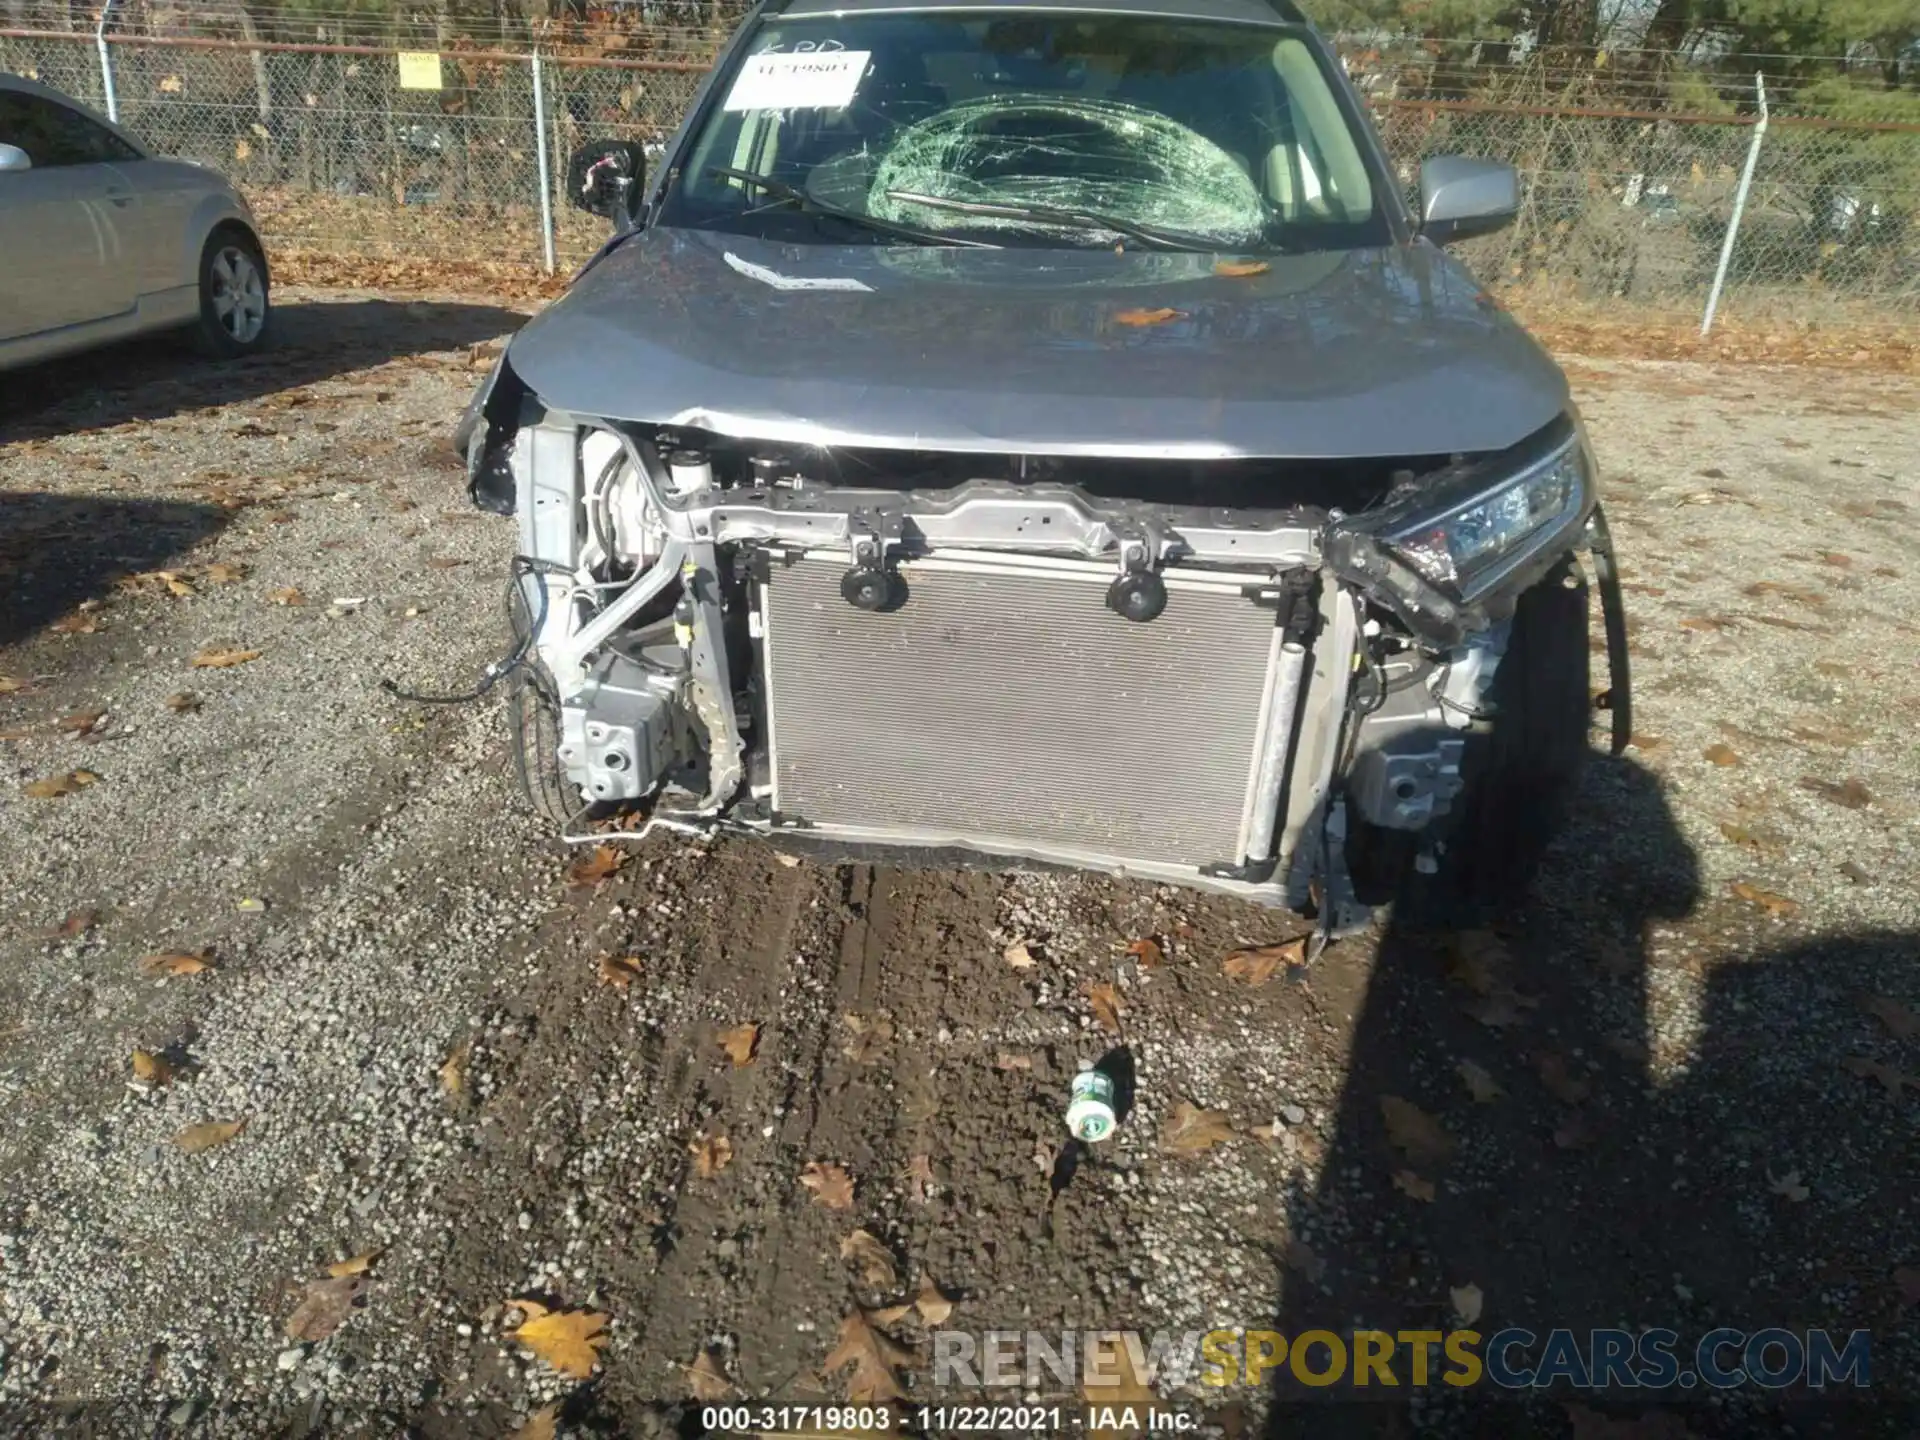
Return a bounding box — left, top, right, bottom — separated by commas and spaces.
0, 72, 271, 370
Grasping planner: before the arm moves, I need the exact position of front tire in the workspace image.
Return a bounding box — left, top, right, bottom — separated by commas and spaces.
1367, 554, 1594, 925
505, 582, 578, 827
192, 228, 272, 358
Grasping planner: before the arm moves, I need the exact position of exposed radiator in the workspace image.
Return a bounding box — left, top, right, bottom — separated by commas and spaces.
760, 554, 1289, 872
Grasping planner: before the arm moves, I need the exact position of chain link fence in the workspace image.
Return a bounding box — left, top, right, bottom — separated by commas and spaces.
2, 20, 1914, 320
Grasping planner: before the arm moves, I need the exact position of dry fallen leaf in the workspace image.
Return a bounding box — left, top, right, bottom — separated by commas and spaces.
58, 709, 106, 737
1553, 1113, 1596, 1151
203, 562, 249, 584
0, 675, 29, 694
1767, 1169, 1810, 1203
800, 1161, 855, 1210
1086, 981, 1124, 1033
914, 1273, 954, 1325
38, 909, 99, 940
1841, 1055, 1914, 1097
131, 1048, 173, 1087
191, 648, 261, 669
1730, 881, 1797, 917
995, 1052, 1033, 1071
124, 568, 194, 597
1380, 1095, 1456, 1165
822, 1309, 912, 1403
597, 953, 642, 988
25, 769, 99, 798
1450, 1282, 1484, 1325
1082, 1331, 1156, 1434
439, 1042, 468, 1096
718, 1022, 760, 1068
139, 951, 211, 977
1860, 993, 1920, 1041
327, 1251, 380, 1278
1534, 1051, 1593, 1106
1126, 936, 1164, 969
1799, 775, 1873, 809
903, 1154, 936, 1204
1161, 1100, 1234, 1155
1284, 1237, 1326, 1284
1213, 258, 1271, 277
1703, 743, 1741, 767
1445, 931, 1508, 994
285, 1273, 367, 1341
842, 1012, 895, 1065
1895, 1267, 1920, 1309
1113, 306, 1184, 327
1003, 938, 1038, 969
689, 1131, 733, 1179
1458, 1060, 1503, 1103
1222, 938, 1307, 986
1718, 821, 1780, 853
164, 691, 202, 713
1462, 994, 1527, 1029
685, 1349, 733, 1401
173, 1118, 247, 1153
566, 844, 626, 889
1392, 1169, 1436, 1202
511, 1404, 559, 1440
840, 1229, 898, 1290
51, 613, 101, 634
268, 586, 306, 606
512, 1305, 610, 1380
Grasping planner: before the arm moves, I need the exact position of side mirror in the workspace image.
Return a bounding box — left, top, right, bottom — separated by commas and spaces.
0, 143, 32, 173
1419, 156, 1518, 245
566, 140, 647, 228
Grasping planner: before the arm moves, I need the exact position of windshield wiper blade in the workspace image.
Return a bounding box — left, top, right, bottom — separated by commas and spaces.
882, 190, 1222, 253
708, 166, 998, 248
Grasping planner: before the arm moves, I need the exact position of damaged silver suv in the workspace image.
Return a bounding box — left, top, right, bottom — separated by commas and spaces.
455, 0, 1629, 927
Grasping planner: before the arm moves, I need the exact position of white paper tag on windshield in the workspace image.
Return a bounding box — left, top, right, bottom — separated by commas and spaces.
722, 50, 870, 112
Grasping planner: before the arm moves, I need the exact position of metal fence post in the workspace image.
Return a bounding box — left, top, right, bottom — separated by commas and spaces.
94, 0, 119, 121
531, 49, 557, 276
1701, 72, 1769, 337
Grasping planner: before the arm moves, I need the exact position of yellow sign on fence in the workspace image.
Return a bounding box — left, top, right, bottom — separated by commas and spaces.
397, 51, 443, 91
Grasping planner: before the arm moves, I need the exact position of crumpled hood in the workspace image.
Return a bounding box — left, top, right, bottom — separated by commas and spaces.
505, 228, 1568, 459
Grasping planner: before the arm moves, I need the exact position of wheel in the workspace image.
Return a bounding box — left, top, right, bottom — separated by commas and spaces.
1370, 554, 1593, 926
505, 582, 579, 827
192, 228, 271, 358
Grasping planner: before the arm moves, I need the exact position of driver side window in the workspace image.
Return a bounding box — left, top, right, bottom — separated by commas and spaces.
0, 91, 140, 167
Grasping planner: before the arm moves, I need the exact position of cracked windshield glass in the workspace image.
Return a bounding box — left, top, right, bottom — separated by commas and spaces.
666, 12, 1390, 253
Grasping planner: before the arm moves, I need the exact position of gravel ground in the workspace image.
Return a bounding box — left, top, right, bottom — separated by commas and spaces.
1, 294, 1916, 1439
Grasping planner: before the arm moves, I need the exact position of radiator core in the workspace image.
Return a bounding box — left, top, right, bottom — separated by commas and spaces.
760, 555, 1285, 871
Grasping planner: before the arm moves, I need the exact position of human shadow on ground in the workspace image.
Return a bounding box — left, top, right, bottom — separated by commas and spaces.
0, 297, 524, 441
1261, 752, 1920, 1437
0, 493, 229, 648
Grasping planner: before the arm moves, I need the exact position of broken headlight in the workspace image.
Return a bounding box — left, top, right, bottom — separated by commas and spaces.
1385, 437, 1588, 597
1382, 439, 1589, 599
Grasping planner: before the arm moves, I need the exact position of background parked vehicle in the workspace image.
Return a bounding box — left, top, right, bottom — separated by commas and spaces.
0, 72, 272, 371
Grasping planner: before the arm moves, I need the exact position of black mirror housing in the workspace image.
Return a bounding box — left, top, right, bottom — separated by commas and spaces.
566, 140, 648, 227
1419, 155, 1519, 245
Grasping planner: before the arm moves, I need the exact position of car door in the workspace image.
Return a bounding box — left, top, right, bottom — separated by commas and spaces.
0, 89, 141, 341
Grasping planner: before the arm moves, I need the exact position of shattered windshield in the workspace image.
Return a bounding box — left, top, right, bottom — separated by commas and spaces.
664, 11, 1389, 252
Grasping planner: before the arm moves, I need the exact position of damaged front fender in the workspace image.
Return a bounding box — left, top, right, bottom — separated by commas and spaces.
454, 350, 528, 516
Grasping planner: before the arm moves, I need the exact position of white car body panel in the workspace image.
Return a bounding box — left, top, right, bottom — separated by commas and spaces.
0, 73, 265, 370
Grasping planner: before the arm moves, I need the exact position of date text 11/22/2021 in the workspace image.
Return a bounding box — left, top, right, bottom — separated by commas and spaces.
703, 1404, 1182, 1433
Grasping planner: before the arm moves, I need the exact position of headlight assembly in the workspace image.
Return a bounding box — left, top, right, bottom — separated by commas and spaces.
1323, 417, 1597, 645
1385, 440, 1588, 596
